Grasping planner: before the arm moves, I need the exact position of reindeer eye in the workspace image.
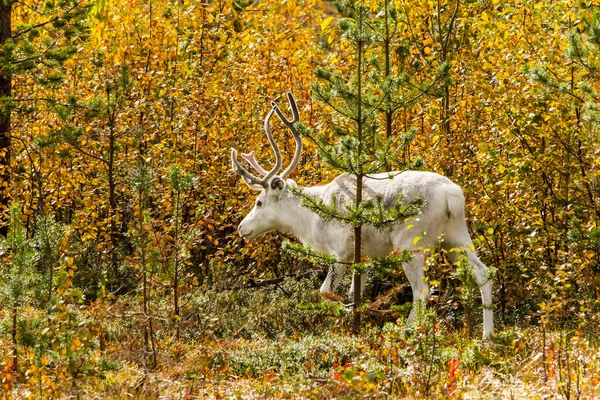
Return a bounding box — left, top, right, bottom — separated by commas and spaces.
257, 201, 263, 207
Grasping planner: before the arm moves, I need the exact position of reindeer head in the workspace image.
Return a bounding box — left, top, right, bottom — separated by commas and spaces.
231, 93, 302, 240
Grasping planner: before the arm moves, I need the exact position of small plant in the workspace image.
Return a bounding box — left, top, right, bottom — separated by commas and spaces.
131, 159, 158, 369
0, 203, 40, 371
166, 164, 196, 340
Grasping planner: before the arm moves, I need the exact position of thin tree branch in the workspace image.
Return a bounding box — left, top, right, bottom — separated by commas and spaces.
12, 0, 84, 40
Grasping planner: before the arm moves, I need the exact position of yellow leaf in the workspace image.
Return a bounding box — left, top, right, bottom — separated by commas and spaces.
413, 236, 421, 245
321, 16, 334, 31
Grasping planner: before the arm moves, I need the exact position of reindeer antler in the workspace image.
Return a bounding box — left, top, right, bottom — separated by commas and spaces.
231, 107, 281, 189
241, 151, 269, 176
272, 92, 302, 180
232, 93, 302, 187
233, 93, 303, 188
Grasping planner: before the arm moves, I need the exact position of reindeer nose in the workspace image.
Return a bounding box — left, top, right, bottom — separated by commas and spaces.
238, 223, 252, 239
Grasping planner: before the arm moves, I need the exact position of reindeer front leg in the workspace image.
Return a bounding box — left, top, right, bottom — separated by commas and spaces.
320, 262, 367, 300
319, 263, 347, 294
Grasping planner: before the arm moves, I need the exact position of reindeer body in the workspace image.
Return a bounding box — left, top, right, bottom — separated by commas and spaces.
296, 171, 464, 256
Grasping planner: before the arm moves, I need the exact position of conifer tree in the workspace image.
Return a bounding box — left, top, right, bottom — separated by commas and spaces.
0, 203, 39, 370
131, 160, 157, 369
35, 213, 66, 306
286, 0, 425, 330
167, 164, 195, 340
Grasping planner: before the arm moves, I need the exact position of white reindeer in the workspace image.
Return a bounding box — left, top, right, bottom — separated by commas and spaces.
231, 93, 494, 338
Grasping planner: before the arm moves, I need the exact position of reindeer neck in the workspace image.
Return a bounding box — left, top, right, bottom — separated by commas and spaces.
275, 187, 322, 244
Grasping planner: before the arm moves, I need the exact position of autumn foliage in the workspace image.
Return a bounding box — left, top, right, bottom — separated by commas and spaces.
1, 0, 600, 398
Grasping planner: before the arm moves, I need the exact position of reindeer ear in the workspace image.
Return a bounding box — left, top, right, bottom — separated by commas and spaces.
270, 177, 285, 190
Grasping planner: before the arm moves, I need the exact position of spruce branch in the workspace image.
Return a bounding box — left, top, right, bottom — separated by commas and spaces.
364, 251, 414, 275
282, 240, 342, 269
288, 185, 353, 225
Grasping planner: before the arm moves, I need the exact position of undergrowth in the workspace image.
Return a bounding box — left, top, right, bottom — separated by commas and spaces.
2, 276, 600, 398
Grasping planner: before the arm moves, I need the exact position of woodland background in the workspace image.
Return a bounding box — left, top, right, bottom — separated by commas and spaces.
0, 0, 599, 398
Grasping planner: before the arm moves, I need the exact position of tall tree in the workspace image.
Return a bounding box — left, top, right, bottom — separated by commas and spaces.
0, 2, 12, 233
0, 0, 90, 233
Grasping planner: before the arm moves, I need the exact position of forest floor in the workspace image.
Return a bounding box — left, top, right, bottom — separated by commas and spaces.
3, 278, 600, 399
97, 325, 600, 399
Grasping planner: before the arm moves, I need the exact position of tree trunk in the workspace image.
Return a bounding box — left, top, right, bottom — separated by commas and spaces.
383, 0, 393, 141
353, 31, 364, 333
107, 107, 118, 276
174, 190, 180, 340
0, 2, 12, 235
11, 305, 17, 370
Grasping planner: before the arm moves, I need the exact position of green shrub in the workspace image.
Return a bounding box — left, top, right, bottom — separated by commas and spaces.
192, 275, 338, 339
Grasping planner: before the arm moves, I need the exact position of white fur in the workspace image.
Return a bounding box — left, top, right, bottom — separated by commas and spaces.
238, 170, 494, 338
